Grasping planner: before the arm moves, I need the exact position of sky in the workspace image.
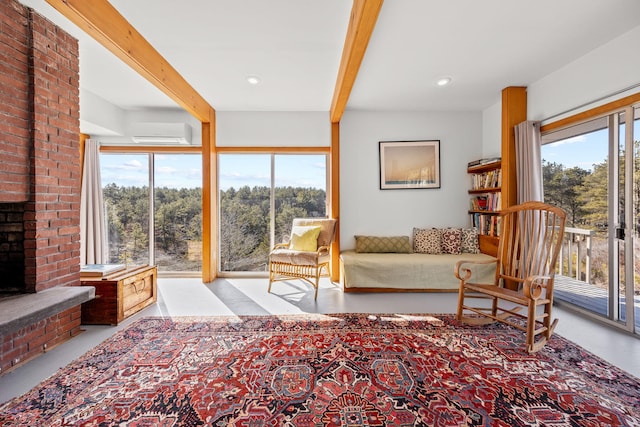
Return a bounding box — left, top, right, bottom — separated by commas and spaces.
541, 130, 608, 172
542, 119, 639, 171
100, 153, 327, 190
100, 153, 201, 189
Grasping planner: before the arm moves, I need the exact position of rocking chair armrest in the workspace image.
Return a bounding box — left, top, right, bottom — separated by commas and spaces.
454, 257, 498, 281
522, 275, 552, 300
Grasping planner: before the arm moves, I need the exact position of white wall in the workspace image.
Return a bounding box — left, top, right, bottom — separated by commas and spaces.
481, 25, 640, 152
80, 89, 126, 137
216, 111, 330, 147
339, 111, 482, 250
482, 101, 501, 157
528, 25, 640, 122
90, 108, 330, 147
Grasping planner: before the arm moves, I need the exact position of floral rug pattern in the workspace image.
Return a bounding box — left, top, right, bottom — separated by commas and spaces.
1, 313, 638, 426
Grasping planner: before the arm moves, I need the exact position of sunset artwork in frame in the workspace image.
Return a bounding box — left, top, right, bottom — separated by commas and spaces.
379, 140, 440, 189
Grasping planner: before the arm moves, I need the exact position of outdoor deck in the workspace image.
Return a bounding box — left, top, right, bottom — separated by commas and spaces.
554, 274, 640, 329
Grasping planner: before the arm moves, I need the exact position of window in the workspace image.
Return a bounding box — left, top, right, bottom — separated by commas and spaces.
153, 154, 202, 272
101, 154, 150, 266
100, 152, 202, 273
218, 153, 328, 273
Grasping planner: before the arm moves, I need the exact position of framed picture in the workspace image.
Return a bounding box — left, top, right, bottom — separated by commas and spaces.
379, 140, 440, 190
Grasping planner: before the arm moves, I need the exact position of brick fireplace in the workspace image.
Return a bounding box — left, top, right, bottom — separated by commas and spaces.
0, 203, 25, 294
0, 0, 94, 374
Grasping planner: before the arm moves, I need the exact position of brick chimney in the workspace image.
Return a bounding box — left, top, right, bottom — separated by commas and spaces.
0, 0, 81, 293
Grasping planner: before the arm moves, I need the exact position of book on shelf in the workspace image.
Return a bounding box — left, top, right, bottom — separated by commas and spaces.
470, 169, 502, 190
467, 157, 501, 168
488, 192, 501, 211
470, 196, 487, 211
472, 213, 501, 237
470, 193, 501, 211
80, 264, 126, 277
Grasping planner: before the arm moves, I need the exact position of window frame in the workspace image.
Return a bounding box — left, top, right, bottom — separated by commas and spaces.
99, 145, 203, 277
216, 146, 331, 276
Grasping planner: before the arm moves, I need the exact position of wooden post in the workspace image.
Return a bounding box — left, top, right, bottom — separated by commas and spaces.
501, 87, 527, 290
501, 86, 527, 210
330, 122, 341, 282
201, 112, 217, 283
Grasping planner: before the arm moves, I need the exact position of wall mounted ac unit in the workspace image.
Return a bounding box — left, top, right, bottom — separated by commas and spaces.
131, 122, 192, 145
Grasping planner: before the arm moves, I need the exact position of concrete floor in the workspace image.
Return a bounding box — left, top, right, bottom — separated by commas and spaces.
1, 277, 639, 404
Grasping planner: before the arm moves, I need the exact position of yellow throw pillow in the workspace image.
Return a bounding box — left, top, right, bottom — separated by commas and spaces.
290, 226, 322, 251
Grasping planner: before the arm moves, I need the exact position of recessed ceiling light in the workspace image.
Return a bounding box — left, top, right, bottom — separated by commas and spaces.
437, 77, 452, 87
247, 75, 261, 85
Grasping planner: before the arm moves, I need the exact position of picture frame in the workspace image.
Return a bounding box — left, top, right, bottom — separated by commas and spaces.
379, 140, 440, 190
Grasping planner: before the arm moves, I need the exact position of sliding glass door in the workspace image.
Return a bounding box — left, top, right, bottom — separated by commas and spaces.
618, 107, 640, 330
541, 106, 640, 334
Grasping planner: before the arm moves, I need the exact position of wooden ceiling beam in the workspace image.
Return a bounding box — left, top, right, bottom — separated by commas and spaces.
330, 0, 383, 123
45, 0, 218, 282
44, 0, 214, 122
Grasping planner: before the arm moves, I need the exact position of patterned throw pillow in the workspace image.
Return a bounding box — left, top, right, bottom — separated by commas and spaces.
354, 235, 412, 253
441, 228, 462, 254
461, 227, 480, 254
413, 228, 442, 254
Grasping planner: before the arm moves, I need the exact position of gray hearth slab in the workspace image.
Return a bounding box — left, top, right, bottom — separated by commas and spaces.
0, 286, 95, 336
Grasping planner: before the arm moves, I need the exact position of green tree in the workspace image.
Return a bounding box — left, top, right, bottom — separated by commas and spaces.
104, 183, 325, 271
542, 161, 589, 226
579, 159, 609, 232
218, 185, 326, 271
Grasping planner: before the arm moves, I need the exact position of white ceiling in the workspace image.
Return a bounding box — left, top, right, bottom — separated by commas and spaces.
17, 0, 640, 128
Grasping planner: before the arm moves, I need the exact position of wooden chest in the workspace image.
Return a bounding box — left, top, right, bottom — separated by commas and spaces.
81, 265, 157, 325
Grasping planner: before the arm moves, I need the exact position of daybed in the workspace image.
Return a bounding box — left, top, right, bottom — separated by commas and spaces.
340, 251, 496, 291
340, 229, 497, 292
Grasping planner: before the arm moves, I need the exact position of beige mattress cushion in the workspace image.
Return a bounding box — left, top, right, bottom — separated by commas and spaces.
340, 250, 495, 290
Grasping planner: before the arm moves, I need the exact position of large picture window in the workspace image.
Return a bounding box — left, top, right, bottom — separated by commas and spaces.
100, 152, 202, 273
101, 154, 150, 267
218, 153, 328, 273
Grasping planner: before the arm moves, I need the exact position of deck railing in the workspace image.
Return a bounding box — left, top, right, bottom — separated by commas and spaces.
558, 227, 595, 284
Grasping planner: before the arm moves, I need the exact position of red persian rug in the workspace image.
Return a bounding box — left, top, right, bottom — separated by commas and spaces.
1, 314, 638, 426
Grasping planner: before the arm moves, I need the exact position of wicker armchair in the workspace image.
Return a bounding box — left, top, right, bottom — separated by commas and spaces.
268, 218, 337, 300
455, 201, 566, 353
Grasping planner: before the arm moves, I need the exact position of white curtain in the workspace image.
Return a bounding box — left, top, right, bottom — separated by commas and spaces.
515, 120, 543, 203
80, 139, 107, 265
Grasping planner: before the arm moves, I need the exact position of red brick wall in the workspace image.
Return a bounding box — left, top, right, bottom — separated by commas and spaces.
0, 1, 81, 292
0, 1, 30, 202
0, 0, 82, 375
0, 305, 82, 374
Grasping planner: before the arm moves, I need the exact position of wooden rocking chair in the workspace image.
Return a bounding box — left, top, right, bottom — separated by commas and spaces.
268, 218, 337, 300
455, 201, 566, 353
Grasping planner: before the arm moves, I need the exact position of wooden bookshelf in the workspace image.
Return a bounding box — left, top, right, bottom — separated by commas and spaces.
468, 160, 502, 256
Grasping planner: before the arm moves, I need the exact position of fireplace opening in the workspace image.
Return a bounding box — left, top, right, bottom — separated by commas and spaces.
0, 203, 26, 296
